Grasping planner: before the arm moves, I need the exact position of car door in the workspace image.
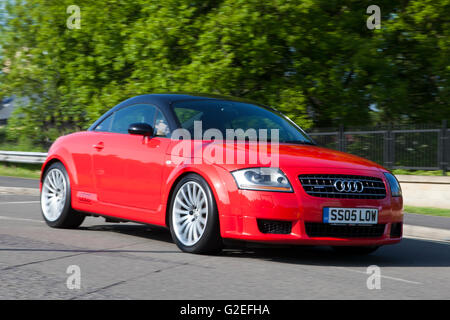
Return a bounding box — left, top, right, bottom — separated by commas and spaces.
91, 103, 168, 211
125, 109, 171, 211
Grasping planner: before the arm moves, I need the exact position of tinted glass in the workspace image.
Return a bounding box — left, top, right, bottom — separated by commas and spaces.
94, 113, 113, 132
108, 104, 156, 134
154, 110, 170, 137
172, 100, 313, 143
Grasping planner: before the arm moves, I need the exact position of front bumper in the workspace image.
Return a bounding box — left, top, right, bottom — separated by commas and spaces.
221, 215, 402, 246
218, 167, 403, 246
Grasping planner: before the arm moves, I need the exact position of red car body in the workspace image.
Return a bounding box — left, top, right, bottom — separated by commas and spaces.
40, 94, 403, 248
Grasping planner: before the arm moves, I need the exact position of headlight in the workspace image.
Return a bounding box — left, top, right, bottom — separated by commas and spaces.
384, 172, 402, 197
231, 168, 293, 192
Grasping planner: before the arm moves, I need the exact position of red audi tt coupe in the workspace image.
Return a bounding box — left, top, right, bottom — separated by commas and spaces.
40, 94, 403, 254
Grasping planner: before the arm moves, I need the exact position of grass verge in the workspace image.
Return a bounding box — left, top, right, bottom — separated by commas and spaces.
0, 162, 41, 179
0, 142, 47, 152
392, 169, 445, 176
404, 205, 450, 218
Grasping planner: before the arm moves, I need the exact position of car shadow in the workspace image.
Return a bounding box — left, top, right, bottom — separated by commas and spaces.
221, 238, 450, 268
80, 223, 174, 244
80, 223, 450, 268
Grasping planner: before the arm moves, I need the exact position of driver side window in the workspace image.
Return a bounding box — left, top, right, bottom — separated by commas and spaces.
94, 104, 157, 134
154, 110, 170, 137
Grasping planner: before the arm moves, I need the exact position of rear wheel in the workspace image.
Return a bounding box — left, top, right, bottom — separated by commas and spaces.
332, 245, 380, 255
169, 174, 222, 254
40, 162, 85, 228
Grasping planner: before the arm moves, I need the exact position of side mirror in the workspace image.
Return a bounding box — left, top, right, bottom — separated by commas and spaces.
128, 123, 153, 136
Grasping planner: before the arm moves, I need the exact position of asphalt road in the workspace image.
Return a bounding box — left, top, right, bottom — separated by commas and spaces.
0, 178, 449, 299
404, 212, 450, 230
0, 176, 40, 189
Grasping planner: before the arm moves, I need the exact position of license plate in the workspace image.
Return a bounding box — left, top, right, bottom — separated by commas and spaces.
323, 207, 378, 225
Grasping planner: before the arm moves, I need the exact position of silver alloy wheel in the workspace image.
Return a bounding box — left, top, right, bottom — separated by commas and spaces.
172, 181, 208, 246
41, 168, 67, 222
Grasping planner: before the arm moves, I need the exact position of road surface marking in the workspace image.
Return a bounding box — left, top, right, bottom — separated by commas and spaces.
337, 266, 422, 284
0, 201, 40, 204
0, 215, 43, 223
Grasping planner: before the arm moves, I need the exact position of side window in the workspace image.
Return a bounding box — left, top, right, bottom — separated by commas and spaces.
173, 107, 203, 136
109, 104, 156, 134
154, 110, 170, 137
94, 114, 113, 132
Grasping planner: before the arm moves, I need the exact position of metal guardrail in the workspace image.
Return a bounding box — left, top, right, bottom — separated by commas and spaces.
0, 151, 48, 164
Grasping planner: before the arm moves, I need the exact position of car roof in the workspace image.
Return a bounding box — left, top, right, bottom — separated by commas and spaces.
87, 93, 275, 131
120, 93, 264, 107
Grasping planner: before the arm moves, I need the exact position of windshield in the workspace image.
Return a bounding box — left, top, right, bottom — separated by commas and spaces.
171, 99, 314, 144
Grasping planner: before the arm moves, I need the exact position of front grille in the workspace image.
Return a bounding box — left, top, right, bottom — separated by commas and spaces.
390, 223, 403, 238
299, 174, 386, 199
257, 219, 292, 234
305, 222, 386, 238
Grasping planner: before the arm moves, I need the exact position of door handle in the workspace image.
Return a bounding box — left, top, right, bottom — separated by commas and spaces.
93, 142, 104, 150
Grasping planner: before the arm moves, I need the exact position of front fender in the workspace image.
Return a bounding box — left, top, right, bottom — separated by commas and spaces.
41, 147, 79, 189
162, 160, 234, 228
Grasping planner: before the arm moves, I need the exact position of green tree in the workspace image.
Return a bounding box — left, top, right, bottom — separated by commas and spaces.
0, 0, 448, 147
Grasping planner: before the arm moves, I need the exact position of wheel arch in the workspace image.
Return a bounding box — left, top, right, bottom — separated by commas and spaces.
163, 166, 230, 228
41, 158, 62, 181
40, 153, 77, 190
164, 171, 193, 228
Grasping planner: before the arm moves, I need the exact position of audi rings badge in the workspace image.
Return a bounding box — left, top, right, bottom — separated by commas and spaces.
333, 180, 364, 193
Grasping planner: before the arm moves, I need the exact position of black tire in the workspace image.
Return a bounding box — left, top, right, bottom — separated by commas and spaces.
168, 173, 222, 254
332, 245, 380, 255
40, 162, 85, 229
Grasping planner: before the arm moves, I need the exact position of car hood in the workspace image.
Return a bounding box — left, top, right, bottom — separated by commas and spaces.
272, 144, 384, 170
168, 140, 386, 172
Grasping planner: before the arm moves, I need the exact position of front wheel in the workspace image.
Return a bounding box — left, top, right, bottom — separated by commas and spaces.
169, 174, 222, 254
40, 162, 85, 228
332, 245, 380, 255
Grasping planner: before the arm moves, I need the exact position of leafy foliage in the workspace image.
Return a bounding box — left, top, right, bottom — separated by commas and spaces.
0, 0, 449, 147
